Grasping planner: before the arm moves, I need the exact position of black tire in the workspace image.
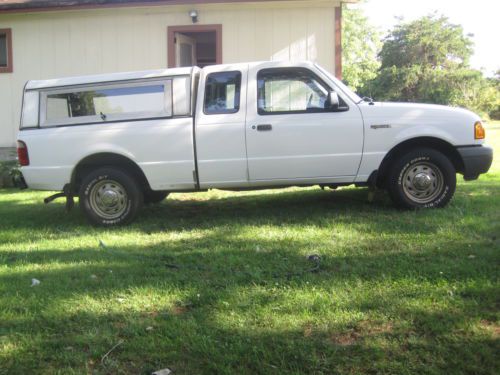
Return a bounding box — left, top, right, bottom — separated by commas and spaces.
79, 167, 143, 226
387, 148, 456, 209
143, 191, 169, 204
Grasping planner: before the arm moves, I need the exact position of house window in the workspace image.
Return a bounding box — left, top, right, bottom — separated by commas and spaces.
204, 71, 241, 114
0, 28, 13, 73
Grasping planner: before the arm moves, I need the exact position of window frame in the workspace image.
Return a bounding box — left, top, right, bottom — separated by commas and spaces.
203, 70, 242, 115
38, 76, 191, 128
0, 28, 13, 73
256, 67, 348, 116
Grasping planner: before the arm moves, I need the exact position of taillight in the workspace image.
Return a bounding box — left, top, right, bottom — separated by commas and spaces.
17, 140, 30, 166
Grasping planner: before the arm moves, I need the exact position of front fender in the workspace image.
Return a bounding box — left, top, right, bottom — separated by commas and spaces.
391, 125, 456, 149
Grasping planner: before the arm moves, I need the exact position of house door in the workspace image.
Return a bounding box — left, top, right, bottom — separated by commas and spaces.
168, 25, 222, 68
175, 33, 197, 67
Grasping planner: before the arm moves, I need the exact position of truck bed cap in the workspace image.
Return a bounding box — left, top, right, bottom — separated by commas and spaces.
25, 66, 196, 90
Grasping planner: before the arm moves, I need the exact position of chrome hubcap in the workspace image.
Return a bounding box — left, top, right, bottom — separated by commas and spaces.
101, 190, 119, 206
90, 180, 128, 219
402, 162, 444, 204
413, 172, 432, 190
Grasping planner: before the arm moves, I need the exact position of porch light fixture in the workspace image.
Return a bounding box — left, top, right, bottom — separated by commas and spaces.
189, 10, 198, 23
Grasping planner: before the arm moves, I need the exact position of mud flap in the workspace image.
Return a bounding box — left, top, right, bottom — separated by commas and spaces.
43, 184, 74, 211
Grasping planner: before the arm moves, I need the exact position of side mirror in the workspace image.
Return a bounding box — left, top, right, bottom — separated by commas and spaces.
327, 91, 340, 110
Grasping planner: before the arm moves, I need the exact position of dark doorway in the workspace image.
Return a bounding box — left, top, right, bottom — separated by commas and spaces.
167, 25, 222, 68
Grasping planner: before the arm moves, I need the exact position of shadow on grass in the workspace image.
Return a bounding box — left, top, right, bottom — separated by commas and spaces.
1, 182, 499, 374
1, 230, 499, 286
1, 183, 498, 244
4, 309, 499, 375
1, 269, 498, 375
1, 237, 498, 373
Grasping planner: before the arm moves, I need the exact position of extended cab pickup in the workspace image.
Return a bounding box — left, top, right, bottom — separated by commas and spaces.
17, 61, 493, 226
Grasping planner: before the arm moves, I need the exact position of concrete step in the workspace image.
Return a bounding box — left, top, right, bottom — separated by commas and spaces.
0, 147, 16, 162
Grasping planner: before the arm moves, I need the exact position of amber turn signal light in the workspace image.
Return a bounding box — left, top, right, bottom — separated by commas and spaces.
474, 121, 485, 140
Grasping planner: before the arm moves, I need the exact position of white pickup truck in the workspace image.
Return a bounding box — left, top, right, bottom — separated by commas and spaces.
16, 61, 493, 226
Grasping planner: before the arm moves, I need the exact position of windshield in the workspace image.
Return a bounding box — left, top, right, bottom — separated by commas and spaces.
314, 63, 362, 104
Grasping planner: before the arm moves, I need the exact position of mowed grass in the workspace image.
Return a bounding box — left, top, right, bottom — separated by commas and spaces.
1, 125, 499, 375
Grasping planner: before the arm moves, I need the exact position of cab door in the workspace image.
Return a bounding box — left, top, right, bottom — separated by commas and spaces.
195, 64, 249, 188
245, 66, 364, 184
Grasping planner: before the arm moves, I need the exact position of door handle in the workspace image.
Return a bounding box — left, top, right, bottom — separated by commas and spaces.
256, 124, 272, 131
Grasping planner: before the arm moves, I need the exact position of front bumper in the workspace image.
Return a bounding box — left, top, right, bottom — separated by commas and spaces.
456, 145, 493, 180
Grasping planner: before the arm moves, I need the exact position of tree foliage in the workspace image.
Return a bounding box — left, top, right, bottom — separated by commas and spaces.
379, 14, 472, 70
342, 4, 381, 92
366, 14, 499, 119
487, 72, 500, 119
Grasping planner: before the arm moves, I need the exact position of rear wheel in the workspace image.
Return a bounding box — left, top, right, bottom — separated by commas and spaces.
79, 167, 143, 226
387, 148, 456, 209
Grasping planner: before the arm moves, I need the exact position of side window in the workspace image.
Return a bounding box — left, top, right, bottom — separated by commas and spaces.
173, 76, 191, 116
21, 91, 39, 129
42, 79, 177, 127
46, 85, 167, 119
257, 68, 334, 115
204, 71, 241, 114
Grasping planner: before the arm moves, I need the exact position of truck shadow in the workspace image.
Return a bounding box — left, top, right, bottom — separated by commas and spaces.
0, 184, 496, 242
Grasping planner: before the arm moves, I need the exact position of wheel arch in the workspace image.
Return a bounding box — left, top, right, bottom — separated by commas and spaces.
71, 152, 150, 193
376, 137, 464, 188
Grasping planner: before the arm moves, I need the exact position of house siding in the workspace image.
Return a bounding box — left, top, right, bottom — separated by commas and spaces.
0, 0, 340, 147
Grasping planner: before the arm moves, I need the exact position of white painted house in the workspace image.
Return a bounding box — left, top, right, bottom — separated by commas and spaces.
0, 0, 354, 148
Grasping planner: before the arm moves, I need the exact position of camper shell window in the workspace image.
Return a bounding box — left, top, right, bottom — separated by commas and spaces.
38, 76, 191, 127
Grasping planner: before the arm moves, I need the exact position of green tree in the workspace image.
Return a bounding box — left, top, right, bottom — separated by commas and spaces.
342, 4, 381, 92
486, 71, 500, 119
368, 14, 499, 118
379, 14, 472, 71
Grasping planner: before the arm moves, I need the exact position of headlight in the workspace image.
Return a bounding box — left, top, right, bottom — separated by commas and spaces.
474, 121, 485, 140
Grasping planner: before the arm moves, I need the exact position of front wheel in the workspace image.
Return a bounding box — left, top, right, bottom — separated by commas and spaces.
387, 148, 456, 209
79, 167, 143, 226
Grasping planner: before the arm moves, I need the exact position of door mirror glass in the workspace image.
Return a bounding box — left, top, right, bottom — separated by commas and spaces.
327, 91, 340, 110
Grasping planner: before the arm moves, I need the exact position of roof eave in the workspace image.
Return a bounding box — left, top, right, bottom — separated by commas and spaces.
0, 0, 358, 15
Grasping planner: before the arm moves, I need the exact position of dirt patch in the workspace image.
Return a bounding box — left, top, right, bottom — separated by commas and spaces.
331, 330, 360, 346
480, 320, 500, 338
142, 310, 159, 318
303, 324, 313, 337
357, 320, 394, 335
331, 320, 394, 346
112, 321, 128, 331
172, 305, 189, 316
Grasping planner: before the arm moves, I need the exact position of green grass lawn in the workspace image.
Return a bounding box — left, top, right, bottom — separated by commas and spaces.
1, 125, 499, 375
